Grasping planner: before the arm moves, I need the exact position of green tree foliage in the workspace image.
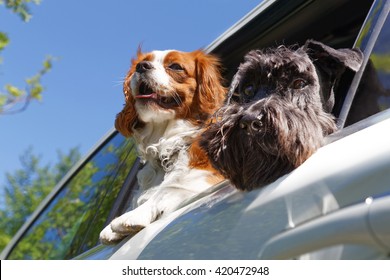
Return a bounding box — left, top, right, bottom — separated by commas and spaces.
0, 147, 81, 252
0, 0, 53, 114
0, 0, 42, 22
3, 135, 139, 259
370, 53, 390, 73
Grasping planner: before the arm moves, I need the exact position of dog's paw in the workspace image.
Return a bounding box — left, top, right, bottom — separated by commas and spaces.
99, 224, 127, 245
109, 209, 153, 236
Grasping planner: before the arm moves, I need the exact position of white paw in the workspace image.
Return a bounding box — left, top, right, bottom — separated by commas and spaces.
110, 209, 153, 235
99, 224, 127, 245
99, 202, 157, 244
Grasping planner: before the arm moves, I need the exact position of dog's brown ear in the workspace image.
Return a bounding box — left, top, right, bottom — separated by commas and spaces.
115, 76, 141, 137
115, 99, 139, 137
193, 50, 227, 119
115, 49, 145, 137
304, 39, 364, 72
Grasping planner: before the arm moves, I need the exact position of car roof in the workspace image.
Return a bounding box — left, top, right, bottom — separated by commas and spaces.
206, 0, 373, 81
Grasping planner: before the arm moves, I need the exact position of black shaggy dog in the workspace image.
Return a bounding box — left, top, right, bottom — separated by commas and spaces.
201, 40, 363, 191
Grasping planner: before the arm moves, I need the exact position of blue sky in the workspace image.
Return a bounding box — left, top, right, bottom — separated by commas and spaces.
0, 1, 260, 191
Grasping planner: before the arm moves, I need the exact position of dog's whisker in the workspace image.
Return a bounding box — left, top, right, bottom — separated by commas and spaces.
172, 92, 182, 105
112, 79, 125, 87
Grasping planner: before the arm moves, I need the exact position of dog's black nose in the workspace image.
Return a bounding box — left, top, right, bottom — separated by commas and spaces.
136, 61, 153, 73
239, 115, 262, 133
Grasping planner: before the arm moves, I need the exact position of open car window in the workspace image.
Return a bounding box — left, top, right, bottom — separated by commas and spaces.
345, 11, 390, 125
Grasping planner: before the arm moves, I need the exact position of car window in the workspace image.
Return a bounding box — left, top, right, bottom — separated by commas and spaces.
7, 133, 138, 259
345, 10, 390, 125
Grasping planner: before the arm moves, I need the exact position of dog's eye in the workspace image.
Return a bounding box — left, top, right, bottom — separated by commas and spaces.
291, 79, 307, 89
168, 63, 184, 71
243, 84, 255, 97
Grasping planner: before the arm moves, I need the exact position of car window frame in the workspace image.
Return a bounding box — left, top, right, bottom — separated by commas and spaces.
102, 157, 142, 228
337, 0, 390, 128
322, 0, 390, 145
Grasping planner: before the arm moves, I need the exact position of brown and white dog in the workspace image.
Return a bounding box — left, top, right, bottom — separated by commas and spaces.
100, 49, 226, 244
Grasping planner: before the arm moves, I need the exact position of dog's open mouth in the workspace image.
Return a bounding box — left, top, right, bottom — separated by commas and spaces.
135, 82, 179, 109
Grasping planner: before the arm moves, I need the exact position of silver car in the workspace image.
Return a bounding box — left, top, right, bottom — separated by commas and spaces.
1, 0, 389, 260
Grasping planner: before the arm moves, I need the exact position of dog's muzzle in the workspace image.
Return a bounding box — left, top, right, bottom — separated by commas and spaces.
136, 61, 154, 73
239, 114, 263, 134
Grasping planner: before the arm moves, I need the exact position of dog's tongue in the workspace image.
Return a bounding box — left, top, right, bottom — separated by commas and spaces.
135, 93, 158, 99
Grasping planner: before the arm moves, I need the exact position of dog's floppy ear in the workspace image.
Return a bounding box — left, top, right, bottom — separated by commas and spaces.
115, 56, 142, 137
115, 96, 139, 137
193, 50, 227, 118
304, 39, 363, 72
115, 48, 148, 137
304, 39, 364, 112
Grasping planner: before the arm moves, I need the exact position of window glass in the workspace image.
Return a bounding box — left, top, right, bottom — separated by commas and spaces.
7, 133, 138, 259
346, 14, 390, 125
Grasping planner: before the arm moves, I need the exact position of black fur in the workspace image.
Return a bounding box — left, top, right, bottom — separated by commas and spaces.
201, 40, 363, 191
